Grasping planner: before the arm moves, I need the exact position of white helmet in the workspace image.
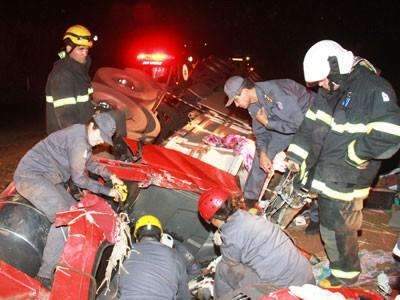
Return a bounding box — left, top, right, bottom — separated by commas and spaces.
303, 40, 354, 83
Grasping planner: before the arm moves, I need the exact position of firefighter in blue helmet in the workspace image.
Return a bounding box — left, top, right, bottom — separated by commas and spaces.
198, 189, 315, 298
287, 40, 400, 287
13, 113, 126, 285
224, 76, 315, 203
118, 215, 190, 299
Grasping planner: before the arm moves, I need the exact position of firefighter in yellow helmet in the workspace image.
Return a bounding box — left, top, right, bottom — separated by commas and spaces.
45, 25, 131, 160
63, 24, 96, 49
118, 215, 190, 299
45, 24, 96, 134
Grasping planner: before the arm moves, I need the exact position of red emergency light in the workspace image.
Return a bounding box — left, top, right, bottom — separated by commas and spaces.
136, 52, 174, 65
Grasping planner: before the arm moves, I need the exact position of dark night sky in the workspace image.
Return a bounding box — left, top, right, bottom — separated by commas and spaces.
1, 0, 400, 104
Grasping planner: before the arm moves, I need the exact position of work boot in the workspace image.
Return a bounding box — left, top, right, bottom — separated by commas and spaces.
305, 220, 320, 235
319, 274, 358, 288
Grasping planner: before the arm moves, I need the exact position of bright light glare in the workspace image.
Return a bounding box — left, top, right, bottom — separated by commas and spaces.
137, 52, 174, 62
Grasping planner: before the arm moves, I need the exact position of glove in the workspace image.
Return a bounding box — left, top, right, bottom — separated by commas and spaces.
110, 174, 124, 186
113, 183, 128, 202
108, 184, 128, 202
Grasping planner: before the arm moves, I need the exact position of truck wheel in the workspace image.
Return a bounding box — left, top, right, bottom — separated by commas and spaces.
93, 67, 160, 110
92, 82, 147, 133
126, 105, 160, 144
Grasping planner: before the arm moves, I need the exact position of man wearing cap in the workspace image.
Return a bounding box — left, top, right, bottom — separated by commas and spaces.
224, 76, 315, 201
13, 112, 125, 285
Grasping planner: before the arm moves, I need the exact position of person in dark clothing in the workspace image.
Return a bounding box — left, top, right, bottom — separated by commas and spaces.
286, 40, 400, 287
118, 215, 190, 300
46, 24, 95, 134
14, 113, 126, 283
224, 77, 315, 201
46, 24, 130, 160
198, 189, 315, 298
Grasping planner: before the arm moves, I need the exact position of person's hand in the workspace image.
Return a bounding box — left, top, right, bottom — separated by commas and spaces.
272, 151, 287, 172
259, 151, 272, 173
108, 188, 121, 202
256, 107, 269, 127
110, 174, 124, 186
286, 160, 300, 172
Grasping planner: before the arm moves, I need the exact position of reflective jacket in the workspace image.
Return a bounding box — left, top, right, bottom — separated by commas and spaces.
118, 239, 190, 300
14, 124, 111, 195
248, 79, 314, 159
287, 63, 400, 201
45, 56, 95, 134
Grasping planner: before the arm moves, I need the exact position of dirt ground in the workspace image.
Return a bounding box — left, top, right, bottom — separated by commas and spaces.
0, 106, 399, 297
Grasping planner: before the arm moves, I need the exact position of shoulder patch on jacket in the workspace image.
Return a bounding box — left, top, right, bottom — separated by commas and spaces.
381, 91, 390, 102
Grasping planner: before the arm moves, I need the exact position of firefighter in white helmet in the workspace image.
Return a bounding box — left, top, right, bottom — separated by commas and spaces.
286, 40, 400, 287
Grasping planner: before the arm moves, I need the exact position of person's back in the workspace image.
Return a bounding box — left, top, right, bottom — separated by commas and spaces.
220, 210, 315, 287
118, 239, 189, 300
15, 124, 87, 183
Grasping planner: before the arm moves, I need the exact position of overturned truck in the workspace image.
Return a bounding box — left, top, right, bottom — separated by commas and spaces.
0, 54, 384, 299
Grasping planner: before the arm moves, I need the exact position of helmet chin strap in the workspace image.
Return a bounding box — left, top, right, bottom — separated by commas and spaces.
327, 56, 350, 93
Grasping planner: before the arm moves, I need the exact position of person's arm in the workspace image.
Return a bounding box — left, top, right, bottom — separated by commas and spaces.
286, 102, 320, 166
253, 119, 271, 155
48, 71, 79, 128
87, 158, 112, 179
346, 87, 400, 168
68, 142, 111, 195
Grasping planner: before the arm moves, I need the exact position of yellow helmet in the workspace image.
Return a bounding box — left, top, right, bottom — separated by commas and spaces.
134, 215, 163, 241
63, 24, 94, 48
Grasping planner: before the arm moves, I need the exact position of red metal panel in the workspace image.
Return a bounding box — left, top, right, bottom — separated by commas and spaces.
51, 194, 117, 299
0, 260, 50, 299
103, 139, 241, 195
0, 194, 117, 300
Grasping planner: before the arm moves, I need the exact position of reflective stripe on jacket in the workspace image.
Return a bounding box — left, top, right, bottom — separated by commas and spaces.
45, 56, 95, 134
287, 63, 400, 201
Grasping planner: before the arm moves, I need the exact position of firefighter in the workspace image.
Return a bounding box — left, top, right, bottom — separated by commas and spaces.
13, 113, 127, 285
46, 24, 96, 134
286, 40, 400, 287
118, 215, 190, 299
46, 24, 130, 160
224, 76, 315, 202
198, 188, 315, 298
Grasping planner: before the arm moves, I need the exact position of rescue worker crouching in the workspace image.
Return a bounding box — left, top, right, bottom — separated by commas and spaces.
13, 113, 126, 286
286, 40, 400, 287
46, 24, 131, 161
117, 215, 190, 300
224, 76, 315, 204
197, 188, 315, 298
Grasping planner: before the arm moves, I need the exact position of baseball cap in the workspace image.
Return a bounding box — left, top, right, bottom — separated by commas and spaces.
93, 112, 116, 146
224, 76, 245, 107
